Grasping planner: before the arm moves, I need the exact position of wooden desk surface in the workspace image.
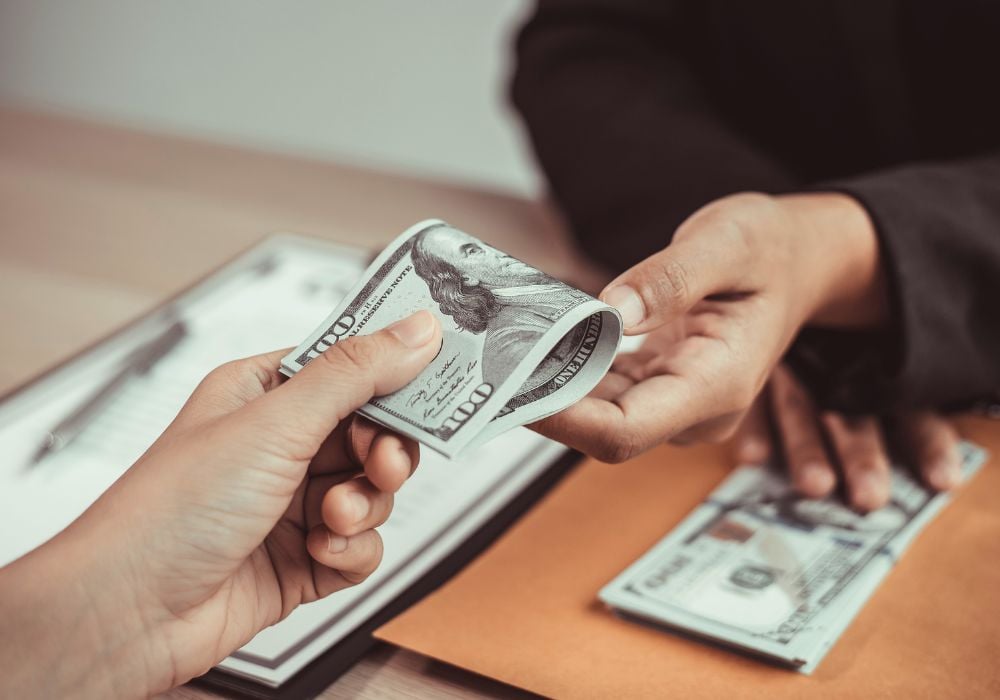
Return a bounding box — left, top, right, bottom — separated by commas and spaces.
0, 107, 593, 698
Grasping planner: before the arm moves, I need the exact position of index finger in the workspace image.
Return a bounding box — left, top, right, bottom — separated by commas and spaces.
364, 431, 420, 493
600, 203, 757, 333
307, 415, 419, 491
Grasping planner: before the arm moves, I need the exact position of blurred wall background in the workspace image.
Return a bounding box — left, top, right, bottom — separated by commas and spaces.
0, 0, 539, 196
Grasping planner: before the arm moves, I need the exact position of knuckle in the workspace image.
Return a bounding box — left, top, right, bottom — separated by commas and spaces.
597, 432, 640, 464
681, 414, 744, 445
846, 453, 886, 475
922, 440, 954, 462
772, 374, 807, 408
717, 192, 777, 223
723, 216, 756, 263
322, 336, 377, 376
339, 569, 369, 585
322, 494, 351, 533
651, 257, 693, 308
371, 493, 394, 528
686, 192, 772, 237
867, 454, 890, 473
341, 533, 383, 584
199, 354, 281, 401
706, 421, 741, 444
191, 358, 268, 406
923, 420, 958, 446
785, 440, 825, 463
778, 391, 812, 419
819, 410, 846, 433
785, 445, 828, 468
913, 431, 958, 452
204, 358, 245, 387
729, 385, 758, 415
843, 414, 877, 434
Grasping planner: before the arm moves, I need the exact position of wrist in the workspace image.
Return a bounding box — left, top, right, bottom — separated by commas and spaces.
780, 192, 888, 328
0, 506, 174, 698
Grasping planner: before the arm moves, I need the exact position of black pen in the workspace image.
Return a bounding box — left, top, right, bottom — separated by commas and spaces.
27, 320, 187, 468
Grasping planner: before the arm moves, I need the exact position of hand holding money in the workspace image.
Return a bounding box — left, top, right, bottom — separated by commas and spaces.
0, 323, 440, 698
282, 220, 623, 457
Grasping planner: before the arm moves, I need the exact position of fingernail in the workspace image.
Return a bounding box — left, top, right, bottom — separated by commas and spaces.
386, 310, 436, 348
853, 472, 888, 512
398, 442, 415, 476
327, 532, 348, 553
798, 462, 835, 496
737, 439, 767, 463
928, 460, 962, 491
602, 285, 645, 329
348, 491, 369, 523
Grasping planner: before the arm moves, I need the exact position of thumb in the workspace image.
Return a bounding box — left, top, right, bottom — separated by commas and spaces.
248, 310, 441, 449
600, 227, 746, 334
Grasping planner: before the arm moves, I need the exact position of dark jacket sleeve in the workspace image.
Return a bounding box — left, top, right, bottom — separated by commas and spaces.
510, 0, 797, 271
512, 0, 1000, 413
789, 155, 1000, 413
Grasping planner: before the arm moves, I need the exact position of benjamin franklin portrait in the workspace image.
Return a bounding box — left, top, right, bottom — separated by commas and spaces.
410, 225, 590, 388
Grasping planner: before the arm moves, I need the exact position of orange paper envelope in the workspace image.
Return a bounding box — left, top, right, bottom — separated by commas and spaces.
377, 418, 1000, 698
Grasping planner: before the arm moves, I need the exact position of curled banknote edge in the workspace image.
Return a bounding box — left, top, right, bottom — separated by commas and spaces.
599, 441, 987, 673
281, 219, 623, 458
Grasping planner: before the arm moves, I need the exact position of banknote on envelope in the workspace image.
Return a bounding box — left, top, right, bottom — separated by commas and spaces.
599, 441, 987, 673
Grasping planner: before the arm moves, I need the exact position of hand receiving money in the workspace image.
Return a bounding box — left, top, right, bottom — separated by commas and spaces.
532, 192, 888, 463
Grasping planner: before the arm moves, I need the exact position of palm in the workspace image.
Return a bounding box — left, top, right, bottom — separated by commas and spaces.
615, 309, 750, 442
534, 296, 787, 460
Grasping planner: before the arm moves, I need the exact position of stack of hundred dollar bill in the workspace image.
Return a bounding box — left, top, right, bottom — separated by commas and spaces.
281, 219, 623, 457
600, 442, 986, 673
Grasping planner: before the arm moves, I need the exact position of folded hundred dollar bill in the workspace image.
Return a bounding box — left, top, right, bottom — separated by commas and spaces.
281, 220, 622, 457
599, 442, 986, 673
